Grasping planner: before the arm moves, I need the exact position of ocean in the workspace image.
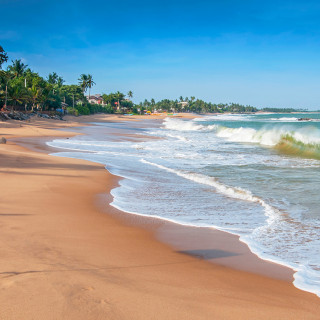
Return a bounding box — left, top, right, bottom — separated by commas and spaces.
47, 113, 320, 297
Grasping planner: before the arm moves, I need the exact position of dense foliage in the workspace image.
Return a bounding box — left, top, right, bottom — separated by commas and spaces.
0, 45, 8, 69
0, 46, 114, 115
261, 107, 307, 113
136, 98, 257, 113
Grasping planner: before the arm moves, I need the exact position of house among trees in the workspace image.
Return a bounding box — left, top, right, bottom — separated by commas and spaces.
86, 94, 104, 105
178, 101, 189, 109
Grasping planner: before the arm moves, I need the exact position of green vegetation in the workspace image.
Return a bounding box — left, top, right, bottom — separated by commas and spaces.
261, 107, 308, 113
0, 46, 114, 115
0, 45, 8, 69
0, 45, 312, 116
136, 99, 257, 113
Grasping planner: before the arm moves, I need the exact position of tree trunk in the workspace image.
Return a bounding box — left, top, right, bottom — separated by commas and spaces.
4, 84, 7, 109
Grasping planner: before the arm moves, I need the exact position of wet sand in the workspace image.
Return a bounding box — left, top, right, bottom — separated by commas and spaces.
0, 114, 319, 319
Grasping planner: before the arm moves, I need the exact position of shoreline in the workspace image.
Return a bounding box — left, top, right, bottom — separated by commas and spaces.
11, 116, 314, 283
1, 114, 319, 319
48, 115, 298, 282
19, 125, 295, 282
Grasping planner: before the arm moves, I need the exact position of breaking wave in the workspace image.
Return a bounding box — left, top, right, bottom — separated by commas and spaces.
163, 117, 320, 160
163, 118, 217, 131
216, 126, 320, 159
140, 159, 280, 226
276, 135, 320, 159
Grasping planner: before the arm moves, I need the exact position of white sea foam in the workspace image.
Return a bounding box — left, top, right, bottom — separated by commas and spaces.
194, 114, 254, 122
164, 117, 320, 148
139, 159, 320, 297
166, 133, 188, 141
140, 159, 280, 226
47, 115, 320, 299
163, 117, 217, 131
270, 117, 298, 122
216, 125, 320, 146
214, 114, 254, 121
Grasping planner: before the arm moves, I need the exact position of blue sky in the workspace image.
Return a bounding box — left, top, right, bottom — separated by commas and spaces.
1, 0, 320, 109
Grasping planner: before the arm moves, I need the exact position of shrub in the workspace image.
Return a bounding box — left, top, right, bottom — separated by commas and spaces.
66, 107, 79, 116
75, 105, 90, 115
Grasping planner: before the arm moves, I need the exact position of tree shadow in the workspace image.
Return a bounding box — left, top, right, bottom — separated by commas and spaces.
0, 170, 84, 177
0, 153, 102, 171
0, 213, 33, 216
178, 249, 239, 260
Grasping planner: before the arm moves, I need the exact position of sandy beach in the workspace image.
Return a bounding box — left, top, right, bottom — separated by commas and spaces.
0, 114, 319, 319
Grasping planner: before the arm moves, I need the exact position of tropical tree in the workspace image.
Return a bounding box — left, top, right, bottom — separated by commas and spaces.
78, 74, 88, 94
60, 84, 85, 107
56, 76, 64, 87
115, 91, 125, 111
47, 72, 59, 84
102, 93, 117, 106
0, 45, 8, 69
86, 74, 95, 100
7, 59, 28, 78
0, 71, 11, 109
28, 84, 43, 110
127, 90, 133, 99
7, 84, 28, 111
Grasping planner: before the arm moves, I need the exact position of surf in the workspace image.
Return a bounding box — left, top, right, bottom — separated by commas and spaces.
214, 124, 320, 160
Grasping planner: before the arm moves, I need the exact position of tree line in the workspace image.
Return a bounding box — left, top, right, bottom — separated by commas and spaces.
0, 46, 114, 115
1, 45, 306, 116
137, 97, 257, 114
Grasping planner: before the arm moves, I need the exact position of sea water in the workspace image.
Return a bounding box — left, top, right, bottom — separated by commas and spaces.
47, 113, 320, 297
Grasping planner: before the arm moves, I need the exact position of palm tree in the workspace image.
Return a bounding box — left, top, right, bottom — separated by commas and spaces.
190, 96, 195, 102
29, 85, 43, 111
47, 72, 58, 84
0, 71, 11, 109
115, 91, 125, 111
7, 85, 28, 111
151, 98, 155, 105
86, 74, 95, 101
0, 45, 8, 69
127, 91, 133, 100
7, 59, 28, 78
78, 74, 88, 94
179, 96, 184, 102
56, 76, 64, 87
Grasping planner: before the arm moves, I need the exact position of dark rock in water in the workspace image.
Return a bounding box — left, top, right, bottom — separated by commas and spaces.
298, 118, 311, 121
0, 137, 7, 144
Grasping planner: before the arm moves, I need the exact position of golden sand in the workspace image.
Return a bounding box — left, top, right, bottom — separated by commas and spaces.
0, 115, 319, 319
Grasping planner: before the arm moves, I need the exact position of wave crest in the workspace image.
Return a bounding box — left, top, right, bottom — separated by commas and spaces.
163, 118, 217, 131
140, 159, 280, 226
216, 125, 320, 159
276, 135, 320, 159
